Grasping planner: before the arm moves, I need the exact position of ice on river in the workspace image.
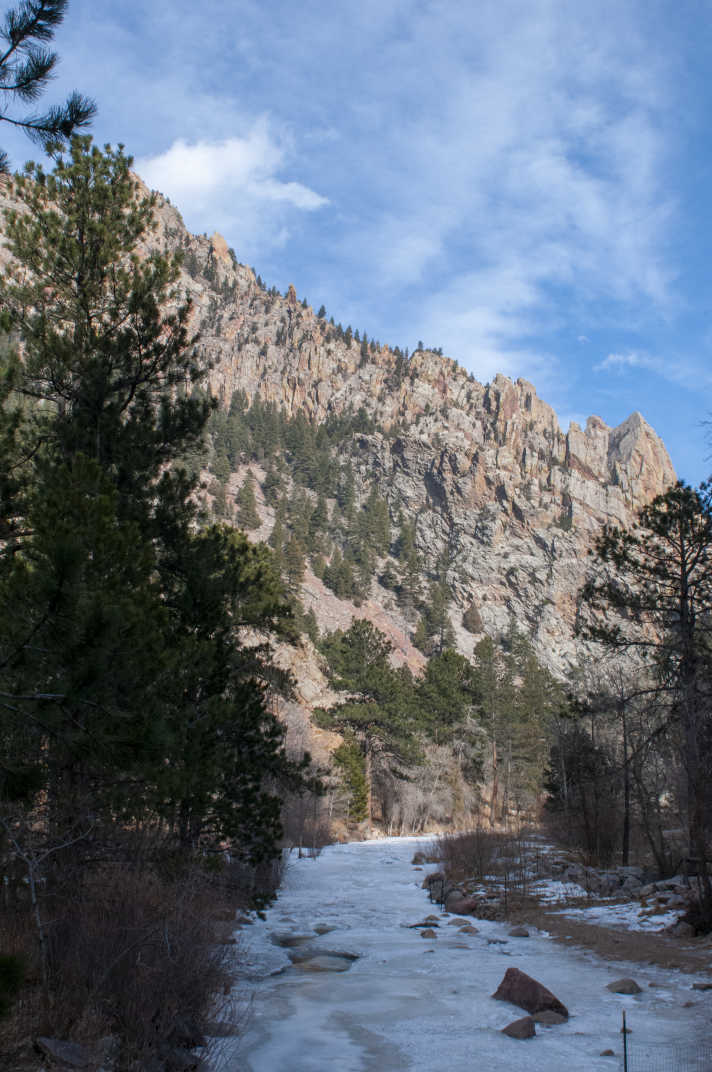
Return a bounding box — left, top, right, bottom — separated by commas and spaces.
213, 837, 712, 1071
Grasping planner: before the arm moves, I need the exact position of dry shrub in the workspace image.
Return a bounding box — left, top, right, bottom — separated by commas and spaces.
46, 864, 232, 1065
217, 853, 285, 911
281, 788, 332, 859
438, 826, 502, 883
539, 800, 619, 868
0, 905, 42, 1053
0, 855, 241, 1070
438, 826, 541, 893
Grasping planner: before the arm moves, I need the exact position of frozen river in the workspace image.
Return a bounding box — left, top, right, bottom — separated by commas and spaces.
215, 837, 711, 1071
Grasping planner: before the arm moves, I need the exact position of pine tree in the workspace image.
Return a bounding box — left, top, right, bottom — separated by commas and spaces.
316, 620, 422, 821
395, 515, 421, 608
472, 635, 516, 827
415, 577, 455, 654
263, 462, 282, 506
236, 469, 260, 530
268, 507, 285, 568
284, 533, 306, 591
0, 138, 312, 861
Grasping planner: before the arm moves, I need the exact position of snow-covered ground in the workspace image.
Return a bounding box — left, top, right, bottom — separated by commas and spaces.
524, 878, 681, 932
555, 901, 680, 933
212, 837, 712, 1071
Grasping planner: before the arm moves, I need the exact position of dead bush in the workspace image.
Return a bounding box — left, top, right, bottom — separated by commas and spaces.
48, 865, 231, 1065
0, 857, 240, 1070
438, 826, 541, 896
438, 827, 502, 883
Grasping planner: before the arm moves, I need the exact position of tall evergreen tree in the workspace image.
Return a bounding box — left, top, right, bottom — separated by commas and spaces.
236, 468, 261, 530
0, 138, 312, 859
284, 532, 306, 591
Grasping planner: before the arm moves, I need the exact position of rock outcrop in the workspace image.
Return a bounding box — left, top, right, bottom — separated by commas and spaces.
124, 190, 674, 675
0, 175, 676, 679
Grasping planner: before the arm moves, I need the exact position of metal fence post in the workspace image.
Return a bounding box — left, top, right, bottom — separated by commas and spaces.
622, 1010, 628, 1072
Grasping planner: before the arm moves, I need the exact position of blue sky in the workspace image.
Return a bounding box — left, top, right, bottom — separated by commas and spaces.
3, 0, 712, 482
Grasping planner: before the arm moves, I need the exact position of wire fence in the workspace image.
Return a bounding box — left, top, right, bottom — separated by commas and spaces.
621, 1013, 712, 1071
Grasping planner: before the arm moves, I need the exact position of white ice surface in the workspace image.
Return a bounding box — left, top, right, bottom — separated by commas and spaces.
212, 837, 712, 1071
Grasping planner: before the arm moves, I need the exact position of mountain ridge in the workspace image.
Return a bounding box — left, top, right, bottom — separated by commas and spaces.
0, 178, 677, 677
139, 200, 673, 674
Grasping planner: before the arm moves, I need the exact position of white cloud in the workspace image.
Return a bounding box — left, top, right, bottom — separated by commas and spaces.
135, 123, 328, 257
595, 351, 660, 373
594, 350, 712, 392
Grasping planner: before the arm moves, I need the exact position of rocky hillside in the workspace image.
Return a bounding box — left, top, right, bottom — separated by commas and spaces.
0, 177, 676, 678
137, 187, 675, 678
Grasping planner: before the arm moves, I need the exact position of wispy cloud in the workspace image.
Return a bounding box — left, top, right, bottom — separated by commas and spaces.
303, 3, 679, 391
595, 351, 662, 373
594, 350, 712, 393
136, 123, 327, 256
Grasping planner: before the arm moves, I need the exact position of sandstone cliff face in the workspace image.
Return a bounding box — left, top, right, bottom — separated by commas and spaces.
0, 179, 676, 676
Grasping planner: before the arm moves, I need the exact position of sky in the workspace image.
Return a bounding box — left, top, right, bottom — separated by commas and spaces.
3, 0, 712, 482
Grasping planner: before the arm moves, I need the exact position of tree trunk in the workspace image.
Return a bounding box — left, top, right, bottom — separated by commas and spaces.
490, 736, 498, 829
621, 705, 630, 867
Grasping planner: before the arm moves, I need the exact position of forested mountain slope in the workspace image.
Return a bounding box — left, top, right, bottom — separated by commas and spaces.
0, 175, 673, 676
0, 173, 677, 836
123, 186, 676, 677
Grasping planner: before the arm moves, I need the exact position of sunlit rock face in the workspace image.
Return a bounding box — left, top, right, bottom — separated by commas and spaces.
0, 178, 676, 676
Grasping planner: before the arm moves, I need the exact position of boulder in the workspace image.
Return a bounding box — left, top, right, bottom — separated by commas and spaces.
508, 926, 530, 937
271, 932, 313, 948
445, 894, 478, 913
458, 925, 479, 935
533, 1010, 567, 1025
692, 982, 712, 991
420, 928, 437, 939
289, 947, 358, 962
600, 1050, 616, 1057
606, 978, 641, 995
447, 917, 471, 926
501, 1016, 536, 1039
296, 955, 353, 972
314, 924, 336, 935
492, 967, 569, 1019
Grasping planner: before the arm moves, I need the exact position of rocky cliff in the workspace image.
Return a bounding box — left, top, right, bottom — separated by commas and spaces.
135, 187, 674, 676
0, 178, 677, 678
